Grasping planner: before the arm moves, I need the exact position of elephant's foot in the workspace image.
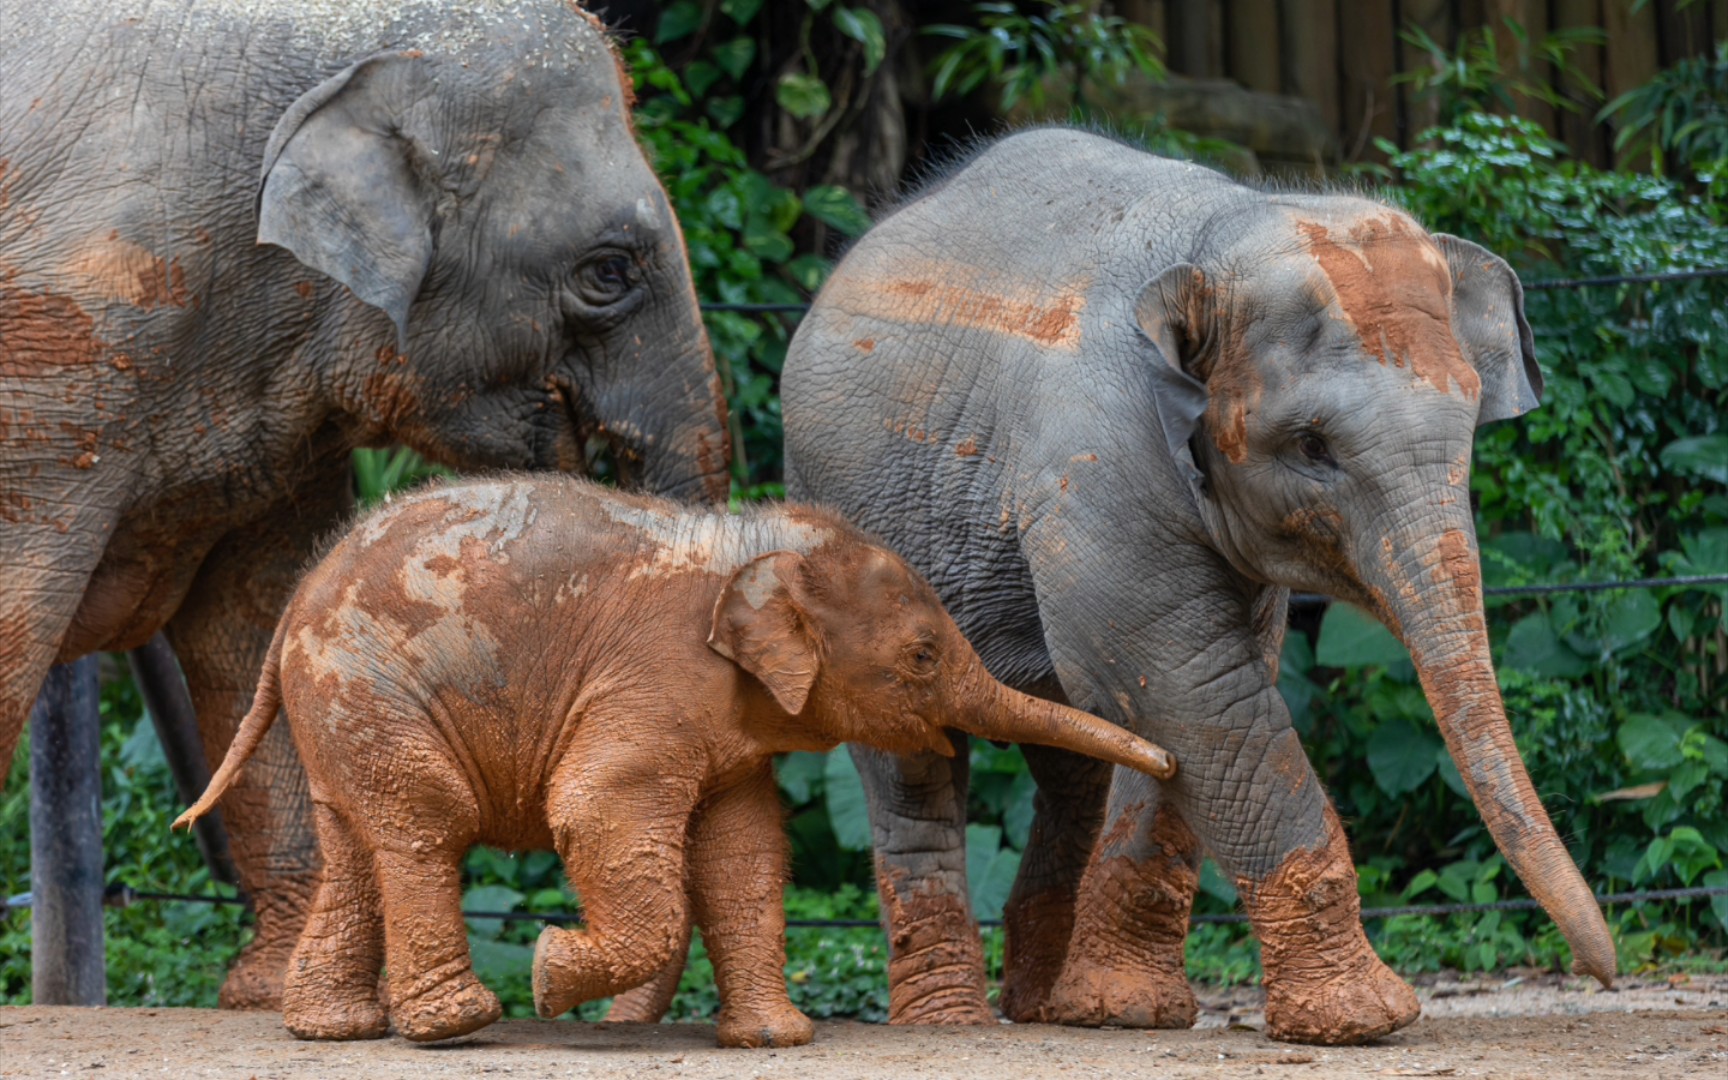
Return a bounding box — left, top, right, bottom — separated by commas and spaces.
715, 1001, 816, 1048
390, 961, 502, 1042
217, 936, 293, 1011
282, 978, 388, 1041
1262, 956, 1418, 1045
603, 931, 687, 1024
1028, 808, 1200, 1029
1242, 809, 1419, 1045
996, 886, 1076, 1022
1039, 959, 1196, 1029
880, 872, 994, 1024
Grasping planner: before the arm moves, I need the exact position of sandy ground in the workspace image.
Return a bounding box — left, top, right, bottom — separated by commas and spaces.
2, 973, 1724, 1079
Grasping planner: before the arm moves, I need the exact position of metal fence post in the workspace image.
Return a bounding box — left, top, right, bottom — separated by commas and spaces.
29, 655, 106, 1005
127, 634, 238, 888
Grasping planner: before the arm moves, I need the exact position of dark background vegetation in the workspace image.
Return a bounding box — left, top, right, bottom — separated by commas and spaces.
3, 1, 1725, 1020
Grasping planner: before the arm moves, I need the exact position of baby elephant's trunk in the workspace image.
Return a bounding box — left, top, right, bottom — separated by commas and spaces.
173, 619, 290, 830
949, 661, 1176, 780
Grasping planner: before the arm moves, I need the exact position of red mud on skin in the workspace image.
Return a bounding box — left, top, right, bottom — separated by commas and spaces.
1043, 804, 1198, 1028
1299, 215, 1482, 401
1237, 808, 1419, 1044
0, 289, 107, 375
827, 260, 1088, 351
877, 860, 994, 1025
63, 239, 192, 310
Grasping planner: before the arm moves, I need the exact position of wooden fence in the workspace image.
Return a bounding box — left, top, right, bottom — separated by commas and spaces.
1114, 0, 1725, 165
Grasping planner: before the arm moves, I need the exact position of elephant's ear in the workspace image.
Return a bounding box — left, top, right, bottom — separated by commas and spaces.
1434, 234, 1543, 424
709, 551, 822, 716
258, 52, 437, 349
1134, 263, 1211, 500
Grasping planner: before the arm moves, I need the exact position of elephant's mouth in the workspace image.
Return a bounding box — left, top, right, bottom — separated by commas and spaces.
546, 373, 642, 484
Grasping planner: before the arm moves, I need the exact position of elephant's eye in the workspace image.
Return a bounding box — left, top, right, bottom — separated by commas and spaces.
1296, 431, 1334, 466
576, 252, 638, 305
903, 641, 940, 676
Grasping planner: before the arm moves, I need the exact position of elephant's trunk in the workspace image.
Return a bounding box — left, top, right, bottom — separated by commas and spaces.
1368, 518, 1615, 987
591, 325, 733, 507
949, 660, 1176, 780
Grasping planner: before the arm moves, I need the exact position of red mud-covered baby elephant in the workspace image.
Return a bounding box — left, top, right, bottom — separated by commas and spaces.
177, 476, 1176, 1047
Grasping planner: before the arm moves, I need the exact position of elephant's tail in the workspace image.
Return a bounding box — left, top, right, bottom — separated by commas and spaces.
173, 616, 288, 831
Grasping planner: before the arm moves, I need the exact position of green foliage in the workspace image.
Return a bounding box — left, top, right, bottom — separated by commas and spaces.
626, 31, 871, 487
926, 2, 1164, 115
351, 447, 447, 505
2, 675, 249, 1006
1600, 41, 1728, 176
1309, 110, 1728, 961
1396, 18, 1604, 125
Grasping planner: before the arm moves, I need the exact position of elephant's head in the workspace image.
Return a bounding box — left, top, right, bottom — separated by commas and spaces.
1136, 197, 1614, 985
708, 543, 1176, 778
258, 10, 728, 503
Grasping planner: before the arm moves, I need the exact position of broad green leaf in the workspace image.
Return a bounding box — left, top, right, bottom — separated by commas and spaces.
776, 751, 828, 804
462, 884, 524, 939
966, 824, 1021, 921
1659, 435, 1728, 485
684, 60, 722, 99
1002, 768, 1038, 851
742, 215, 794, 262
1706, 868, 1728, 931
1315, 603, 1410, 668
1599, 590, 1663, 654
802, 185, 874, 235
776, 72, 832, 119
1367, 718, 1442, 797
712, 37, 758, 81
119, 717, 167, 775
833, 7, 887, 75
823, 749, 872, 851
1436, 745, 1468, 798
655, 1, 703, 43
1504, 611, 1590, 677
1617, 712, 1688, 772
467, 937, 533, 981
1198, 858, 1238, 904
785, 254, 832, 291
720, 0, 763, 25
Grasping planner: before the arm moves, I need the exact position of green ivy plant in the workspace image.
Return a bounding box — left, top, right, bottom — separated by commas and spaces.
925, 2, 1164, 116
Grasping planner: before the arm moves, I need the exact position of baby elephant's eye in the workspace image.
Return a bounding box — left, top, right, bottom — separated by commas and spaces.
904, 642, 939, 675
1296, 431, 1334, 466
576, 252, 638, 305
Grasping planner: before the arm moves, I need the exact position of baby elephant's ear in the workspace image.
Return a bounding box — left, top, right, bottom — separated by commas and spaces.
709, 552, 821, 716
1433, 234, 1543, 424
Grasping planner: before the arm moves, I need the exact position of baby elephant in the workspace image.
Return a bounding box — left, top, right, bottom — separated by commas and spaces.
178, 477, 1174, 1048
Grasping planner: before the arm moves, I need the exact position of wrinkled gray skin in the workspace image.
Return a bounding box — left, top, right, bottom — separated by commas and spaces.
0, 0, 729, 1009
779, 129, 1615, 1043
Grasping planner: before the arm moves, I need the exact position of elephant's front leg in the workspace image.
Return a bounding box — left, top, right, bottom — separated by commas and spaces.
687, 763, 813, 1048
166, 459, 352, 1010
853, 733, 994, 1025
1042, 767, 1200, 1028
534, 742, 703, 1019
996, 742, 1110, 1021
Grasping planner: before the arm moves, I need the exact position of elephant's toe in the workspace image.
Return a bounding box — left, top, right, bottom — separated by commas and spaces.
393, 971, 502, 1042
1263, 964, 1419, 1045
284, 997, 389, 1041
716, 1003, 816, 1048
1038, 964, 1197, 1029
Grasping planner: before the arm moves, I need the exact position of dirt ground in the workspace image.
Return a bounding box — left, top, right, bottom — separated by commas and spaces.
2, 972, 1724, 1080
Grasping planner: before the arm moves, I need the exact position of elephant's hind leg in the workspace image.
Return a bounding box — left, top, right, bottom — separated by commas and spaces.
996, 742, 1110, 1022
687, 764, 813, 1049
1042, 768, 1199, 1029
853, 737, 995, 1026
167, 463, 350, 1010
603, 922, 689, 1024
283, 801, 387, 1040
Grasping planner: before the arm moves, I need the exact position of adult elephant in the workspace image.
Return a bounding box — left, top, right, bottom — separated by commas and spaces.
780, 128, 1614, 1045
1, 0, 729, 1009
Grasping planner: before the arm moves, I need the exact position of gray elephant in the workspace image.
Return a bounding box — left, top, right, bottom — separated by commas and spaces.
0, 0, 728, 1008
779, 128, 1615, 1045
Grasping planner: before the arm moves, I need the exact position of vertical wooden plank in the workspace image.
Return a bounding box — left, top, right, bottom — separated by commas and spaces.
1167, 0, 1215, 76
1487, 0, 1558, 136
1227, 0, 1283, 93
1553, 0, 1608, 167
1339, 0, 1401, 159
1603, 0, 1662, 165
1402, 0, 1457, 140
1283, 0, 1342, 134
30, 657, 106, 1007
128, 634, 239, 888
